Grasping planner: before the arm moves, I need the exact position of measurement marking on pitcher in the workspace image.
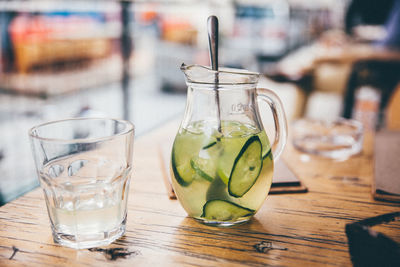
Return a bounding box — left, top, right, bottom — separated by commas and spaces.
230, 103, 254, 114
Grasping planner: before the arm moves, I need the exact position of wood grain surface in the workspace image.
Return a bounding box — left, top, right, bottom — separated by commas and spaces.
1, 120, 399, 266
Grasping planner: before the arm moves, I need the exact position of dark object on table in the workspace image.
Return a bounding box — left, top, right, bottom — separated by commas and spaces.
345, 212, 400, 267
269, 160, 308, 194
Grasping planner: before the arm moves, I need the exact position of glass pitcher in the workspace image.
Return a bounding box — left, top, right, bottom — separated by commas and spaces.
171, 64, 288, 226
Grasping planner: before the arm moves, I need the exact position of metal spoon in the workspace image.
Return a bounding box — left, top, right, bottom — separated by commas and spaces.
207, 15, 222, 133
208, 16, 219, 71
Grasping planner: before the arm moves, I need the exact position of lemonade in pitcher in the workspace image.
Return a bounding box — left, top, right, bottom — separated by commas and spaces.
171, 120, 274, 225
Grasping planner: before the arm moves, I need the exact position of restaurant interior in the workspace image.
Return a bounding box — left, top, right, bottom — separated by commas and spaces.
0, 0, 399, 265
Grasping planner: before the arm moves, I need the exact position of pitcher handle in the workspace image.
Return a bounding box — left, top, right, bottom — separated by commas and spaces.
256, 88, 288, 162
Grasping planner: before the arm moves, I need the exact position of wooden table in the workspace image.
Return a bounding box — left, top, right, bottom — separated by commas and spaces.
1, 120, 399, 266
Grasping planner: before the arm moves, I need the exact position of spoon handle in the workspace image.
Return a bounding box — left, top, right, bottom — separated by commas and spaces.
207, 16, 219, 70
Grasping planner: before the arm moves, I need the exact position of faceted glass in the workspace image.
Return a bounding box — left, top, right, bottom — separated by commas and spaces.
29, 118, 134, 249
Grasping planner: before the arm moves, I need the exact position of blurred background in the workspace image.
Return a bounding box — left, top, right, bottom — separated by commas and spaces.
1, 0, 399, 205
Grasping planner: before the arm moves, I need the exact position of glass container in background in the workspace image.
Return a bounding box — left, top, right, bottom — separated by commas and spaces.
292, 118, 364, 160
353, 86, 381, 131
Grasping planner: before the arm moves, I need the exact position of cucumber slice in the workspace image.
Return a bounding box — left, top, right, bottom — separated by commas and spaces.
202, 141, 217, 150
190, 157, 214, 182
262, 148, 272, 160
228, 136, 263, 197
171, 151, 195, 186
201, 200, 254, 221
216, 137, 244, 185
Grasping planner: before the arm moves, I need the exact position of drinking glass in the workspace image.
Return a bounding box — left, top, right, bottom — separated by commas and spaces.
29, 118, 134, 249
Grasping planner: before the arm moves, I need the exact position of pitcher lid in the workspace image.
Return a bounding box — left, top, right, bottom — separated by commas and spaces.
181, 64, 259, 85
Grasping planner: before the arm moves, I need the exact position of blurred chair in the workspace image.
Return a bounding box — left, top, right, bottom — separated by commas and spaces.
386, 83, 400, 130
342, 59, 400, 127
